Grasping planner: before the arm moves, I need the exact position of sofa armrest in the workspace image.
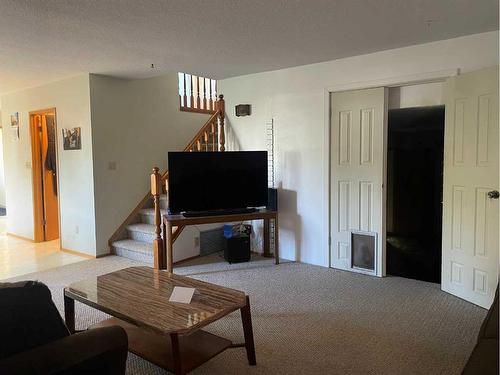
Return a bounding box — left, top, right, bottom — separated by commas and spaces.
0, 326, 128, 375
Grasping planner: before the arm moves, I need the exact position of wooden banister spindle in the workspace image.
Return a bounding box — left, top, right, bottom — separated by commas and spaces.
189, 75, 194, 109
183, 74, 187, 109
203, 78, 207, 111
196, 76, 201, 109
214, 81, 218, 110
208, 80, 213, 111
210, 122, 216, 151
151, 167, 164, 270
217, 94, 225, 151
214, 118, 218, 152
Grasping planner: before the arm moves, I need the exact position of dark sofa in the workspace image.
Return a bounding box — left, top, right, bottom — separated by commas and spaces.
462, 287, 499, 375
0, 281, 128, 374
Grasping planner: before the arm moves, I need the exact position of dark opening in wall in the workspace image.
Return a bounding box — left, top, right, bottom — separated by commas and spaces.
386, 106, 445, 283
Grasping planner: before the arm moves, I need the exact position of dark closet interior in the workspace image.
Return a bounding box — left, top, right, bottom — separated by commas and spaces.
386, 106, 444, 283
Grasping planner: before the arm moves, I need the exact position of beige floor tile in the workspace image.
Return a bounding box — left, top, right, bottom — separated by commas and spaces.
0, 216, 87, 280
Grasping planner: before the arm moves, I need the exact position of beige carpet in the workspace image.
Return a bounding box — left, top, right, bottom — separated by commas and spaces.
7, 254, 486, 375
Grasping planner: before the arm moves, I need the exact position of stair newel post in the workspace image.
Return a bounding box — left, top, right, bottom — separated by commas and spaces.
151, 167, 165, 270
217, 94, 225, 151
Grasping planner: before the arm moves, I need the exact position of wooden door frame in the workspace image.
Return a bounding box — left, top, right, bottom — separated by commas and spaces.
323, 69, 459, 275
29, 108, 60, 242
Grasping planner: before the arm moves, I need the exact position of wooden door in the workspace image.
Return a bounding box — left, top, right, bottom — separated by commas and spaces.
330, 87, 388, 276
442, 67, 499, 308
41, 114, 59, 240
30, 110, 59, 242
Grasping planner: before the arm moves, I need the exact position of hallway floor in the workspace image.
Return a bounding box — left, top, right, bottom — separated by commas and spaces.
0, 217, 87, 280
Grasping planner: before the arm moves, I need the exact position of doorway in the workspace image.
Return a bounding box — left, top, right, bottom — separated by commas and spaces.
30, 109, 59, 242
328, 67, 498, 307
386, 106, 444, 283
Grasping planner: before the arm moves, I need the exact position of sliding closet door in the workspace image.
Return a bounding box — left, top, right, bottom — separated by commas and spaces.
330, 87, 388, 276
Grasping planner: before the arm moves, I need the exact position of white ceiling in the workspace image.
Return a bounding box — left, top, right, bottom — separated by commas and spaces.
0, 0, 497, 94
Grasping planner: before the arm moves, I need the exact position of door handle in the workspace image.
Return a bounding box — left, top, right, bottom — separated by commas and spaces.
487, 190, 499, 199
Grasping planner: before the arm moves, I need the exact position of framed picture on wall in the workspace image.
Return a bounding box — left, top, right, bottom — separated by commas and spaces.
10, 112, 19, 127
62, 127, 82, 150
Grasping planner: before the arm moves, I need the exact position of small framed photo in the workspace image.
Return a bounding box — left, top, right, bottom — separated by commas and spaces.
10, 112, 19, 127
62, 127, 82, 150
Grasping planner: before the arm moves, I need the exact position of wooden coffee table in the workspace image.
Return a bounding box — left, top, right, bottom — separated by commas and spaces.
63, 267, 256, 374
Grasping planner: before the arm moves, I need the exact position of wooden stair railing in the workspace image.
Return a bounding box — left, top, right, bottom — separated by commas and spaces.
151, 95, 225, 268
179, 73, 218, 114
107, 95, 225, 264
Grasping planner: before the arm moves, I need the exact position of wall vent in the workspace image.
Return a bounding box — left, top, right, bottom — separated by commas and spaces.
200, 227, 226, 256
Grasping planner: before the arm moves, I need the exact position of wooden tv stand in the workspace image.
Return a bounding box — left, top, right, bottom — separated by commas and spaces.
161, 209, 279, 273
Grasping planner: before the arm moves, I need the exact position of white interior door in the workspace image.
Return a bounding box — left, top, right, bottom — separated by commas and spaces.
330, 87, 388, 276
442, 66, 499, 308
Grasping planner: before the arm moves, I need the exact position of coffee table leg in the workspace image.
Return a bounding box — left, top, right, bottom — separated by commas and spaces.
64, 294, 75, 334
240, 296, 256, 365
170, 333, 183, 374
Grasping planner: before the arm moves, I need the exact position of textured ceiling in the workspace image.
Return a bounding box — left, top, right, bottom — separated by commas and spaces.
0, 0, 497, 94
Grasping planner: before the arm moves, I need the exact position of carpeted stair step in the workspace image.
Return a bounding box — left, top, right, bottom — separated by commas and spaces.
126, 223, 157, 243
160, 194, 168, 210
139, 208, 168, 224
112, 239, 153, 264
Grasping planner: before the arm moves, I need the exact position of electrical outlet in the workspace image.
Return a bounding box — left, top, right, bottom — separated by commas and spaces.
194, 236, 200, 247
75, 225, 79, 235
108, 161, 117, 170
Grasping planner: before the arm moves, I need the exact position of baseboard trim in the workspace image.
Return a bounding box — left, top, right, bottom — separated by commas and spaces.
175, 251, 264, 266
174, 254, 202, 266
61, 248, 96, 259
7, 232, 34, 242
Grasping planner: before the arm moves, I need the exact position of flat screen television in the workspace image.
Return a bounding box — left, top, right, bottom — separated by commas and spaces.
168, 151, 268, 214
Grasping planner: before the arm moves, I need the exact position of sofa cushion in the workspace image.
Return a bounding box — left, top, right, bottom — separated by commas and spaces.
0, 281, 69, 359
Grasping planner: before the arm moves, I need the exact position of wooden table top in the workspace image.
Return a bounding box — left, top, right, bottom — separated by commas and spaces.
64, 267, 247, 335
164, 209, 277, 226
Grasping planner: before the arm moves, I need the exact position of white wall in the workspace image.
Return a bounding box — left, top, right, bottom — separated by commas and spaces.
0, 128, 6, 207
219, 31, 499, 267
388, 81, 444, 109
0, 75, 97, 255
89, 73, 211, 256
0, 72, 216, 259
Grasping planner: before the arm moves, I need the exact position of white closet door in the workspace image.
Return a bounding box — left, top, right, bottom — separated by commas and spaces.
330, 87, 388, 276
442, 66, 499, 308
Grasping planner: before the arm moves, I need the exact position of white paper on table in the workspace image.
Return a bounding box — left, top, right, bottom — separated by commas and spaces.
169, 286, 195, 304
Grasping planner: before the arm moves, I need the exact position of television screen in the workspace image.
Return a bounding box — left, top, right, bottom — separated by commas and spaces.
168, 151, 268, 213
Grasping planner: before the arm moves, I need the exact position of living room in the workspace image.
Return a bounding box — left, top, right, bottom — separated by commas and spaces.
0, 1, 498, 374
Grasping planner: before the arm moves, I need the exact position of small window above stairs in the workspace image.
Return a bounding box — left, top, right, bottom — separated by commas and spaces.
178, 72, 217, 114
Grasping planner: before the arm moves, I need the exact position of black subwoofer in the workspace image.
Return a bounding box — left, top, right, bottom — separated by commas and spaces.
224, 235, 251, 263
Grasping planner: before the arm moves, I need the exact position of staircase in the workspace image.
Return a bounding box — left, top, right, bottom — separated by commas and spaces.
109, 95, 225, 265
111, 195, 169, 264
